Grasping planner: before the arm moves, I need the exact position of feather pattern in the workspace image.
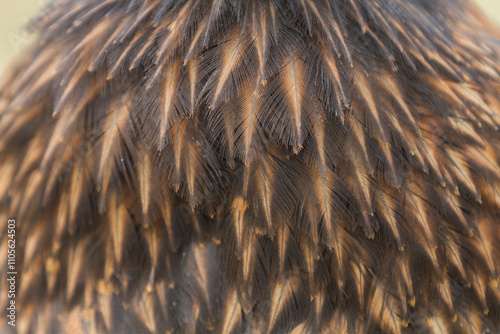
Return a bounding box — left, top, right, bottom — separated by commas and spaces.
1, 0, 500, 333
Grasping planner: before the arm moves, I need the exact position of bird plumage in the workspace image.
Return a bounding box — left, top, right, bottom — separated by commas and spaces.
0, 0, 499, 333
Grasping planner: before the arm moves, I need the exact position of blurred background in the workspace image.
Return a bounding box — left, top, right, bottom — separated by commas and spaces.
0, 0, 499, 74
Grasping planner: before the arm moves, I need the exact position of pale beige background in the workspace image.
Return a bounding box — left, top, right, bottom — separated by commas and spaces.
0, 0, 499, 74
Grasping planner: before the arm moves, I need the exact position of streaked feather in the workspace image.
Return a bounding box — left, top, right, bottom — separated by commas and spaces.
158, 56, 180, 148
97, 94, 131, 205
281, 52, 307, 152
1, 0, 499, 333
220, 290, 243, 334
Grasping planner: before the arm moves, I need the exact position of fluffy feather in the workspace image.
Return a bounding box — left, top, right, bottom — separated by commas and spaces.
1, 0, 500, 333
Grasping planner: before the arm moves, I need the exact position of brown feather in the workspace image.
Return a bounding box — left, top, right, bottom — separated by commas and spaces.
1, 0, 500, 333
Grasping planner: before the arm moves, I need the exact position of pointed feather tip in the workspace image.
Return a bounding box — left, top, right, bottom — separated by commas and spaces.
292, 143, 304, 155
365, 228, 375, 239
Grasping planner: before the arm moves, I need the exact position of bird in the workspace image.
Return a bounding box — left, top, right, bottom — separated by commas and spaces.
0, 0, 499, 333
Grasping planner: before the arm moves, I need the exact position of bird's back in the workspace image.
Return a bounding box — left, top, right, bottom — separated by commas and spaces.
0, 0, 499, 333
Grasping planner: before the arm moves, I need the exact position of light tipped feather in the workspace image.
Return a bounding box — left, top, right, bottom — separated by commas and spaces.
1, 0, 500, 333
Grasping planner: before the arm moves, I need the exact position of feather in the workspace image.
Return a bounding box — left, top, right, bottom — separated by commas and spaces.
352, 66, 397, 182
158, 56, 180, 148
241, 156, 275, 233
231, 195, 247, 256
129, 28, 159, 70
107, 28, 147, 79
138, 150, 151, 219
368, 281, 402, 334
348, 0, 367, 33
320, 46, 347, 107
203, 0, 223, 46
66, 238, 90, 301
2, 0, 500, 332
309, 111, 346, 283
281, 52, 307, 152
221, 290, 243, 334
88, 19, 133, 73
97, 94, 131, 206
68, 162, 86, 232
108, 192, 133, 266
375, 188, 404, 250
267, 276, 301, 333
276, 221, 291, 275
252, 5, 269, 78
143, 223, 160, 291
191, 244, 214, 311
474, 218, 499, 278
444, 236, 468, 283
212, 32, 247, 106
188, 58, 199, 114
61, 21, 112, 92
185, 17, 209, 63
235, 76, 264, 164
41, 78, 102, 170
404, 181, 440, 270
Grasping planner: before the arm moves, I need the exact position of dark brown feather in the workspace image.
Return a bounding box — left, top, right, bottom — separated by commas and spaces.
1, 0, 500, 333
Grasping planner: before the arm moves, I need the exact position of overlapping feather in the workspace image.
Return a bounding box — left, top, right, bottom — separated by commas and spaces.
1, 0, 499, 333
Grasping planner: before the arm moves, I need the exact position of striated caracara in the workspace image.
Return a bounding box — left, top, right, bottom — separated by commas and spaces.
0, 0, 500, 333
